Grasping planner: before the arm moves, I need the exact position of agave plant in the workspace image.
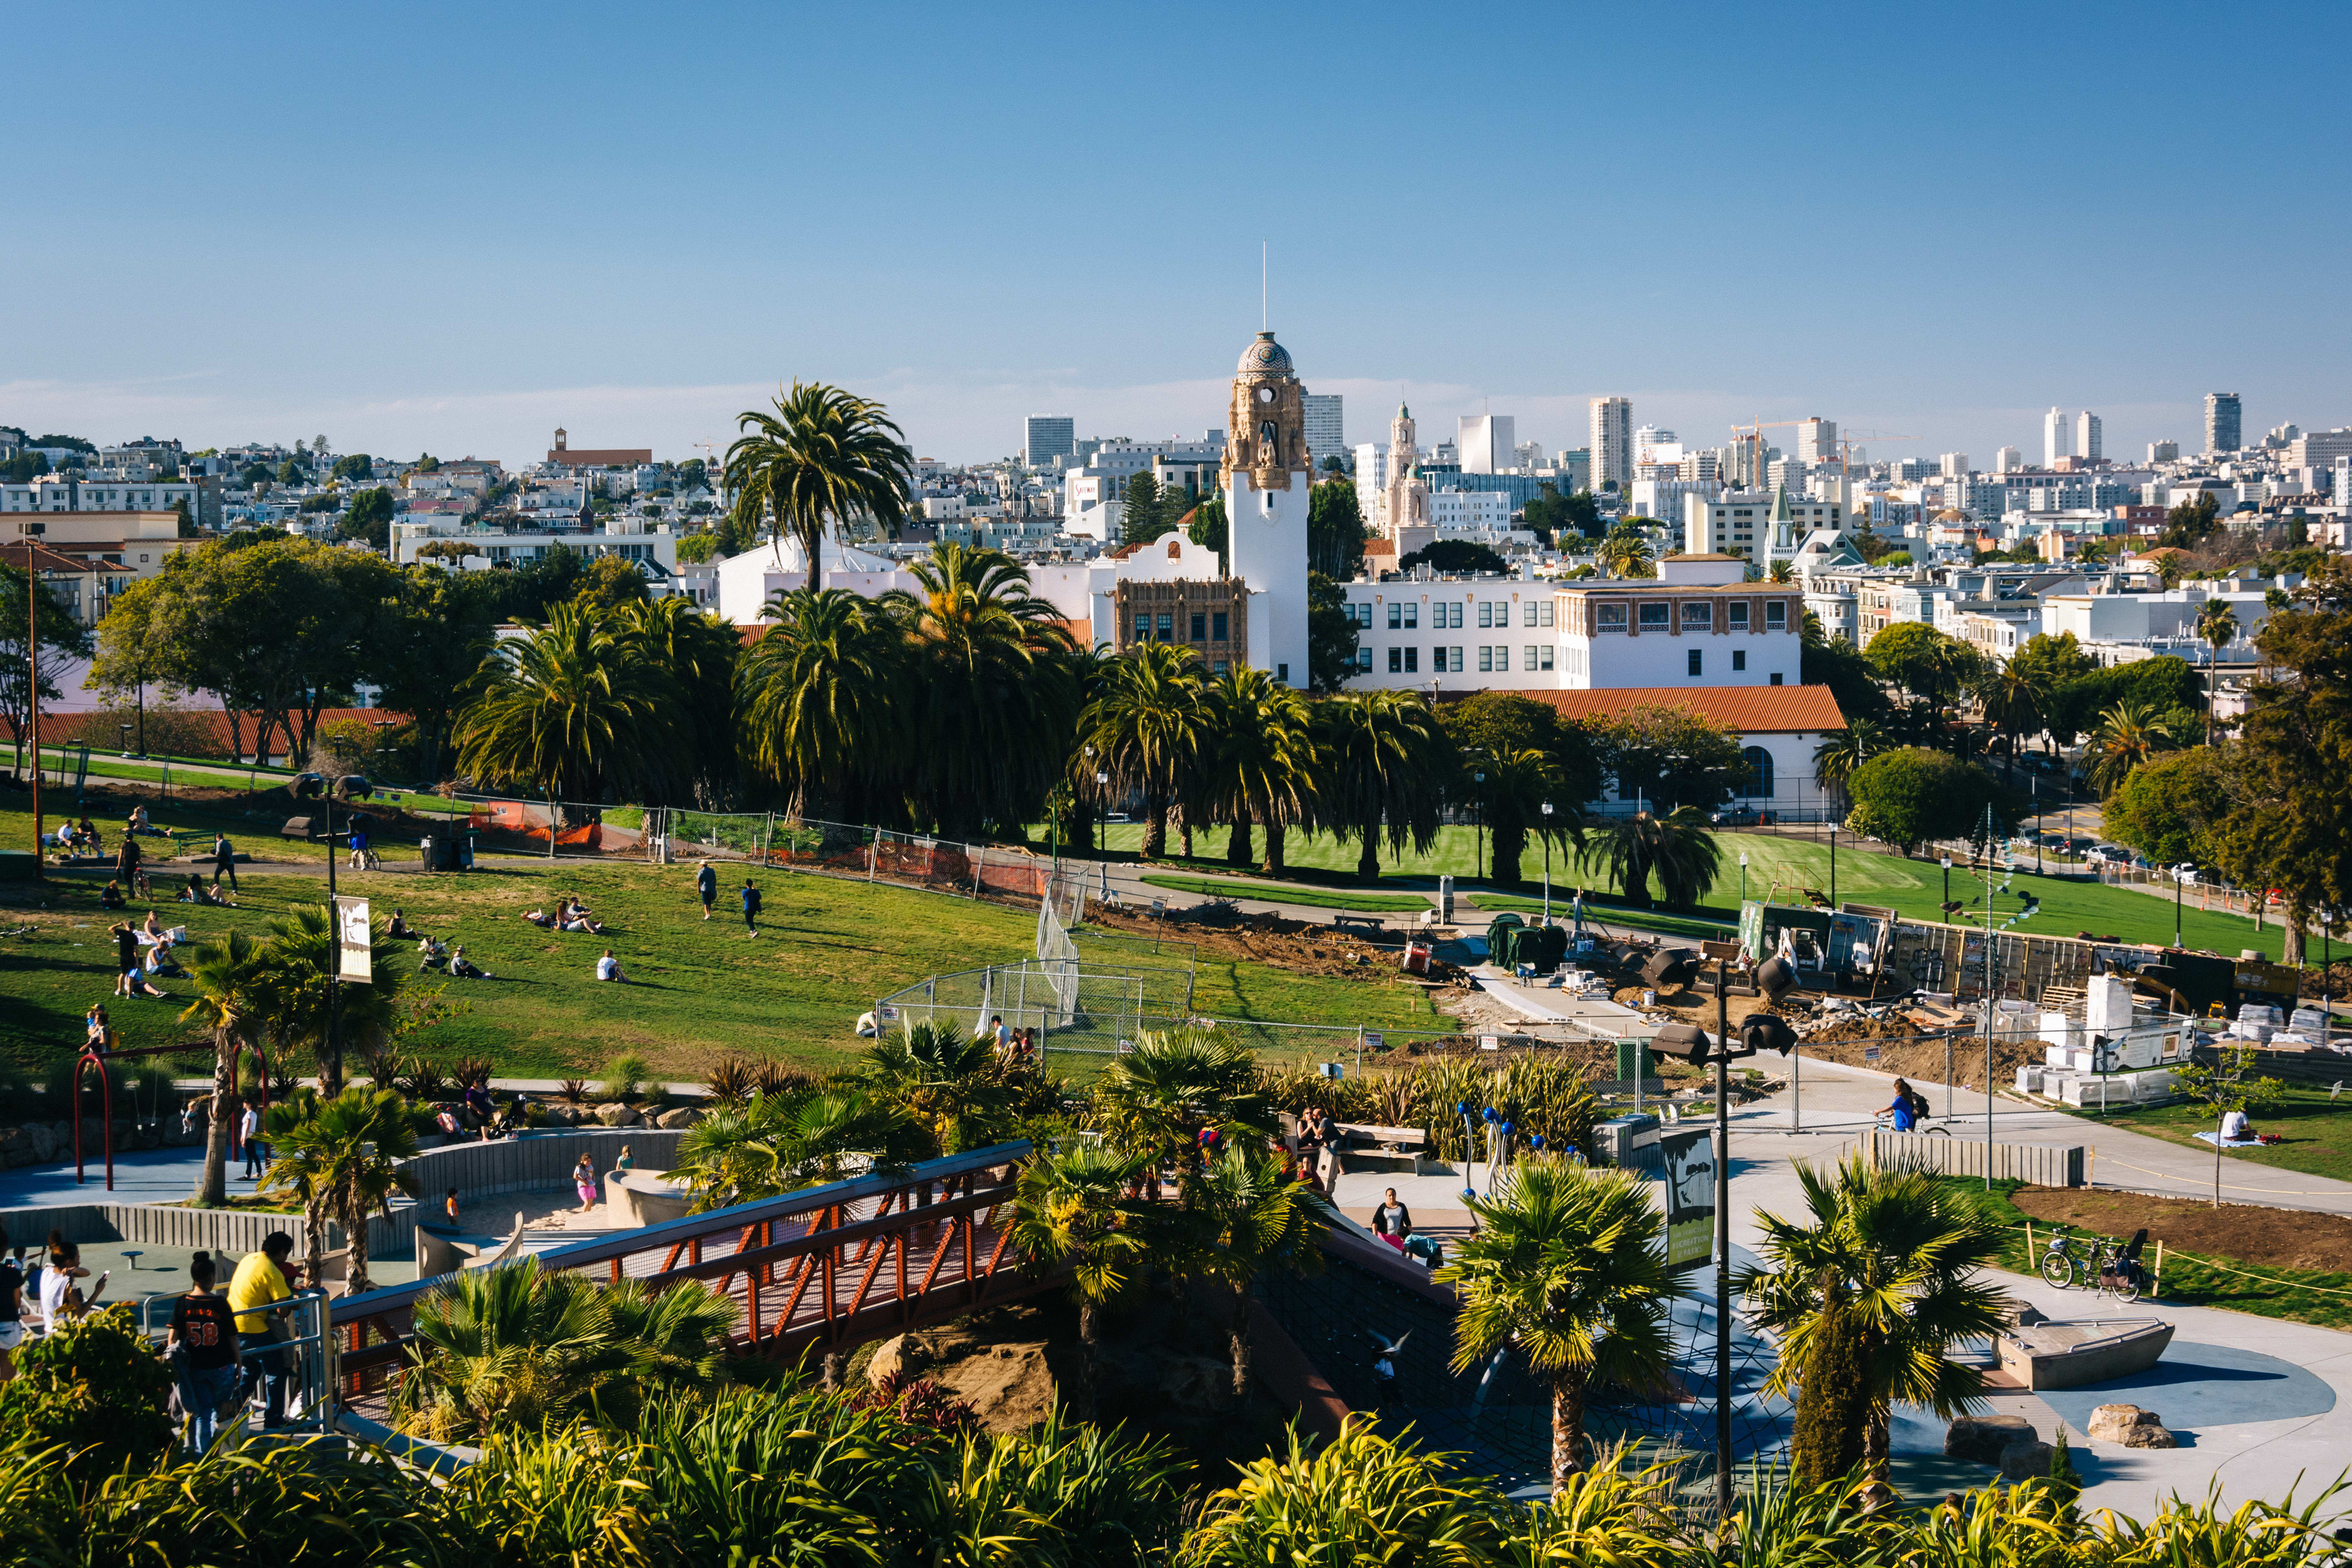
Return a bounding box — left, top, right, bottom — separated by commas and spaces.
396, 1055, 452, 1101
751, 1059, 816, 1099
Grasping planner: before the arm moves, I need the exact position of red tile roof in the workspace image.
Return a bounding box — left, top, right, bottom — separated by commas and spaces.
1487, 684, 1845, 734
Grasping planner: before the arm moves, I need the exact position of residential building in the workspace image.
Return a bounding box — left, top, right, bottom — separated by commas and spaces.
1634, 425, 1677, 466
2042, 408, 2072, 468
1060, 436, 1223, 534
1458, 413, 1515, 475
1354, 442, 1391, 528
1995, 446, 2024, 473
1427, 489, 1510, 531
545, 429, 651, 468
1797, 418, 1838, 465
1940, 452, 1970, 477
2148, 440, 2180, 463
1590, 397, 1632, 491
1513, 440, 1545, 470
1302, 395, 1345, 472
394, 514, 682, 576
2286, 429, 2352, 470
2206, 392, 2242, 454
2336, 455, 2351, 510
1630, 476, 1719, 522
0, 519, 197, 621
1023, 415, 1076, 469
2075, 410, 2103, 462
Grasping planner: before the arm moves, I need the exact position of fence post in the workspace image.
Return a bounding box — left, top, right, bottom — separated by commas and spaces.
868, 829, 879, 882
762, 812, 773, 867
970, 844, 984, 899
2152, 1239, 2163, 1298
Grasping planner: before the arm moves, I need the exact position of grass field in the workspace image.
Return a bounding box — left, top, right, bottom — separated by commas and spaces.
2074, 1084, 2352, 1186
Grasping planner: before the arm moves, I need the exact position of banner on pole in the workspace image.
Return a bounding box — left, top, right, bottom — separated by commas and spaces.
335, 896, 373, 983
1661, 1126, 1714, 1271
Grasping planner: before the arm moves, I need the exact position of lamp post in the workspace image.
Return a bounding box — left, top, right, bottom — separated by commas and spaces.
2320, 910, 2333, 1041
2175, 868, 2184, 949
1829, 822, 1837, 907
24, 522, 45, 882
1473, 759, 1486, 883
1541, 802, 1554, 924
118, 723, 132, 759
1739, 850, 1748, 907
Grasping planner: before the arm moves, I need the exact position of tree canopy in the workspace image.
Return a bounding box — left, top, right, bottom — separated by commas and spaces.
1843, 746, 2006, 856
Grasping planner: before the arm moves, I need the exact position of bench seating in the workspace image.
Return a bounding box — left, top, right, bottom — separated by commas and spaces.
1331, 1121, 1431, 1176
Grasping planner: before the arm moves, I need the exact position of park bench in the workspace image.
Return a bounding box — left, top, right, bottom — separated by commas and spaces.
1331, 912, 1383, 934
1331, 1121, 1432, 1176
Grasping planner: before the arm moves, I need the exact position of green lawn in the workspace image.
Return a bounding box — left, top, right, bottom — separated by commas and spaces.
1138, 873, 1431, 914
2075, 1084, 2352, 1186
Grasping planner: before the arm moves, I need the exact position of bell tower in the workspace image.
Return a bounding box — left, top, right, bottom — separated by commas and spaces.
1222, 331, 1311, 689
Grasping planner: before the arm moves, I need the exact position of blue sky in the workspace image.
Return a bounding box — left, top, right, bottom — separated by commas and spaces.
6, 1, 2348, 469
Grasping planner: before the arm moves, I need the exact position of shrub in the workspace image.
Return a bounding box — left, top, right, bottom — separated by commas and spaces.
1843, 746, 2005, 856
1183, 1421, 1501, 1567
601, 1054, 651, 1103
0, 1308, 173, 1478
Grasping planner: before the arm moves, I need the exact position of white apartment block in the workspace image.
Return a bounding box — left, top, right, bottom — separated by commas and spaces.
1303, 395, 1346, 472
1797, 418, 1838, 464
2, 474, 205, 520
1682, 491, 1845, 556
2043, 408, 2072, 468
1354, 443, 1391, 528
394, 515, 681, 574
1590, 397, 1632, 491
1458, 414, 1516, 475
2075, 410, 2103, 462
1940, 453, 1970, 477
1428, 490, 1511, 530
1632, 477, 1720, 522
1995, 446, 2024, 473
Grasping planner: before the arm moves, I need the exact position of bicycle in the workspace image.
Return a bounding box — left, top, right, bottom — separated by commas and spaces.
1875, 1111, 1951, 1139
350, 845, 381, 872
2037, 1226, 2147, 1303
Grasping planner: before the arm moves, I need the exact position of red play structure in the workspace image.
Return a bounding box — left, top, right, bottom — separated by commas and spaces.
72, 1041, 271, 1191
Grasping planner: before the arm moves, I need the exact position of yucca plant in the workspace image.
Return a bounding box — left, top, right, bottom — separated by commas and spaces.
2087, 1478, 2352, 1568
558, 1077, 590, 1105
396, 1054, 451, 1101
1492, 1054, 1598, 1161
1711, 1466, 1896, 1568
1182, 1420, 1503, 1567
1401, 1056, 1492, 1162
752, 1059, 818, 1099
601, 1053, 651, 1103
1510, 1444, 1695, 1566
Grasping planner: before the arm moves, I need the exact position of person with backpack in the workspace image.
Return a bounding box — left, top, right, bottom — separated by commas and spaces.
740, 879, 762, 937
1885, 1077, 1923, 1132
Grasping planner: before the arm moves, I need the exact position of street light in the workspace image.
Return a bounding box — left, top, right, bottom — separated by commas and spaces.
118, 723, 132, 759
1541, 802, 1554, 924
1739, 850, 1748, 907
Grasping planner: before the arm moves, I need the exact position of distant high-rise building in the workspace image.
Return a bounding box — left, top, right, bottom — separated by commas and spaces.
1939, 452, 1970, 478
2075, 410, 2103, 462
1302, 394, 1346, 472
2335, 455, 2351, 510
2147, 439, 2179, 463
1590, 397, 1632, 492
1023, 415, 1075, 469
1797, 418, 1838, 465
1513, 439, 1544, 470
2206, 392, 2242, 454
1458, 413, 1516, 475
1633, 424, 1677, 465
1353, 442, 1390, 528
1995, 446, 2023, 473
2042, 407, 2072, 468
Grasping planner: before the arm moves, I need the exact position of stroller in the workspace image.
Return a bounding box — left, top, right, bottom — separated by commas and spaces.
2098, 1228, 2149, 1301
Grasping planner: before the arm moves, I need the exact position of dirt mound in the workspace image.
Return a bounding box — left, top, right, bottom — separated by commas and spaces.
2007, 1186, 2352, 1273
1089, 903, 1436, 981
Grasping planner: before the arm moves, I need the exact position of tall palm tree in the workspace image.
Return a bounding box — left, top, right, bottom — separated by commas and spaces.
668, 1087, 920, 1212
858, 1020, 1018, 1158
884, 543, 1076, 840
2195, 599, 2238, 744
737, 586, 904, 825
612, 593, 741, 804
723, 382, 914, 566
1204, 667, 1321, 871
1474, 746, 1578, 887
2086, 699, 2188, 797
1077, 642, 1209, 859
262, 1085, 418, 1294
1092, 1024, 1270, 1182
1738, 1154, 2012, 1478
178, 931, 292, 1207
1437, 1161, 1685, 1492
1589, 807, 1721, 910
1172, 1144, 1324, 1402
1811, 719, 1890, 797
1008, 1144, 1149, 1418
258, 903, 403, 1098
453, 601, 678, 816
1972, 661, 2051, 761
1317, 689, 1446, 882
1599, 524, 1654, 579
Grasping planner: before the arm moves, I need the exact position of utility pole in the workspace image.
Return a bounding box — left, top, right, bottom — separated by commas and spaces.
325, 785, 343, 1095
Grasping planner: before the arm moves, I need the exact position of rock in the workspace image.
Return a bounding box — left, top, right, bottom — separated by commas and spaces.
867, 1333, 923, 1385
654, 1106, 700, 1130
0, 1127, 30, 1168
595, 1103, 641, 1127
1947, 1413, 2038, 1465
1999, 1439, 2055, 1481
26, 1123, 58, 1161
2087, 1405, 2176, 1448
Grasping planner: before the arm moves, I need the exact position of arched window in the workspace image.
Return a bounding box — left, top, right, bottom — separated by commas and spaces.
1739, 746, 1774, 800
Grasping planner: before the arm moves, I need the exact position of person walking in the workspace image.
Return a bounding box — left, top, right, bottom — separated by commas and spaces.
240, 1100, 267, 1180
228, 1233, 295, 1428
0, 1224, 24, 1382
165, 1251, 241, 1452
740, 879, 762, 937
212, 833, 238, 894
573, 1153, 599, 1213
696, 860, 717, 921
115, 832, 142, 887
111, 921, 139, 998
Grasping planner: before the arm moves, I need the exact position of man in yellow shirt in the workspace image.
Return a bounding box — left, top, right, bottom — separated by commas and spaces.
227, 1232, 295, 1427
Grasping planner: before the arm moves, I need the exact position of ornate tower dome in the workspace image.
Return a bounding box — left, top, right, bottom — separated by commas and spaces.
1237, 331, 1294, 376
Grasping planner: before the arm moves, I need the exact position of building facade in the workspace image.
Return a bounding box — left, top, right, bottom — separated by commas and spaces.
1221, 332, 1313, 688
1458, 414, 1515, 475
2206, 392, 2242, 454
1023, 415, 1076, 469
1590, 397, 1632, 492
1302, 395, 1345, 472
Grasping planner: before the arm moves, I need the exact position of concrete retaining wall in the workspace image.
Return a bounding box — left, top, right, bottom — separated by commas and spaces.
402, 1129, 685, 1203
1869, 1127, 2085, 1187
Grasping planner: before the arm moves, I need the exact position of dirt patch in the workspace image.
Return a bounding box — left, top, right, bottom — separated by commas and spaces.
2007, 1186, 2352, 1273
1089, 903, 1458, 984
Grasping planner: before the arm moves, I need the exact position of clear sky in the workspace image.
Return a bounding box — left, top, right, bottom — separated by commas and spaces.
6, 1, 2349, 470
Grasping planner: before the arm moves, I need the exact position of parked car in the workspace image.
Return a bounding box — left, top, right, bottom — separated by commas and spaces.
1712, 806, 1761, 826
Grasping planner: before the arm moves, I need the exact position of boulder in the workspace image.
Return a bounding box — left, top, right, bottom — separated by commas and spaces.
27, 1122, 59, 1161
0, 1127, 30, 1168
654, 1106, 700, 1131
2087, 1405, 2176, 1448
1999, 1439, 2056, 1481
595, 1103, 641, 1128
1947, 1413, 2038, 1465
867, 1334, 924, 1385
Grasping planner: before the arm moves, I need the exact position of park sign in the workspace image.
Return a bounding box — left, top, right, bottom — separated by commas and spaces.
335, 896, 372, 983
1659, 1126, 1714, 1271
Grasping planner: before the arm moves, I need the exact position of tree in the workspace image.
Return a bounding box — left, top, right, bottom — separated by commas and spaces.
178, 931, 292, 1207
1092, 1024, 1271, 1182
1204, 666, 1320, 871
452, 600, 680, 812
1973, 660, 2053, 759
675, 532, 721, 564
669, 1087, 919, 1212
1398, 539, 1508, 575
1172, 1144, 1323, 1402
1010, 1144, 1149, 1417
1800, 610, 1890, 721
2195, 600, 2239, 744
2172, 1045, 2288, 1207
857, 1021, 1017, 1158
1121, 472, 1172, 546
1441, 691, 1605, 812
1843, 747, 2004, 856
2047, 655, 2202, 747
1589, 703, 1747, 813
1813, 719, 1891, 796
1306, 478, 1367, 578
259, 902, 404, 1097
1523, 484, 1599, 543
262, 1085, 418, 1294
1187, 493, 1228, 572
0, 560, 93, 772
2159, 491, 2221, 550
331, 453, 374, 483
1438, 1161, 1684, 1490
1598, 523, 1654, 579
1317, 689, 1446, 881
2085, 700, 2189, 797
0, 1309, 173, 1481
2103, 748, 2231, 867
333, 485, 392, 550
738, 587, 902, 824
1304, 571, 1359, 695
1078, 642, 1209, 859
1470, 746, 1576, 887
606, 593, 741, 808
1865, 622, 1984, 710
368, 566, 502, 785
1737, 1154, 2012, 1477
724, 382, 914, 568
1589, 807, 1719, 909
571, 553, 650, 611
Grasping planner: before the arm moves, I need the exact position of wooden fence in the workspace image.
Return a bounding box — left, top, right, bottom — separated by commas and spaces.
1867, 1127, 2086, 1187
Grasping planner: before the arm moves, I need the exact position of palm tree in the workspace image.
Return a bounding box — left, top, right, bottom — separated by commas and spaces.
723, 382, 914, 566
1811, 719, 1890, 797
392, 1257, 739, 1442
1204, 667, 1321, 871
737, 586, 904, 827
1972, 661, 2052, 761
1737, 1153, 2013, 1478
1077, 642, 1209, 859
1473, 746, 1577, 888
858, 1020, 1018, 1158
1092, 1025, 1271, 1184
1588, 807, 1721, 910
1008, 1144, 1149, 1417
262, 1085, 418, 1294
2086, 699, 2188, 797
612, 593, 741, 804
1599, 523, 1654, 579
452, 601, 678, 817
1317, 689, 1446, 882
1767, 558, 1794, 584
1437, 1161, 1685, 1491
669, 1087, 919, 1212
257, 903, 403, 1098
179, 931, 293, 1207
1172, 1144, 1324, 1402
2195, 599, 2238, 744
884, 543, 1076, 840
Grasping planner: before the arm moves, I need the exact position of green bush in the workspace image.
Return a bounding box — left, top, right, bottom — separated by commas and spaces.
601, 1053, 651, 1103
0, 1307, 173, 1479
1843, 746, 2005, 856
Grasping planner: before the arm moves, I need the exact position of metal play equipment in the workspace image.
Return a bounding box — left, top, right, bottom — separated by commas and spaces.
72, 1040, 271, 1191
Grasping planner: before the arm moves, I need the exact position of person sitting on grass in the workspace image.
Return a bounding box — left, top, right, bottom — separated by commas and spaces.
98, 880, 126, 909
521, 907, 558, 928
179, 872, 228, 907
560, 898, 606, 935
147, 936, 186, 981
417, 935, 449, 973
449, 946, 492, 980
386, 909, 419, 941
595, 949, 628, 983
2221, 1107, 2254, 1141
142, 908, 166, 942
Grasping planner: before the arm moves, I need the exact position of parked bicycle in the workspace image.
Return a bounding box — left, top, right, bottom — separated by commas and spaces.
2037, 1225, 2148, 1303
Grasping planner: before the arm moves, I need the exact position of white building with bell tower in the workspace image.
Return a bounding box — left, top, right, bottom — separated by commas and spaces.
1222, 330, 1312, 688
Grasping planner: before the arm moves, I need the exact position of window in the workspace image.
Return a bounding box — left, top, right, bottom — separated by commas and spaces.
1403, 603, 1418, 629
1157, 614, 1173, 639
1597, 603, 1627, 630
1729, 601, 1750, 629
1277, 663, 1288, 683
1388, 602, 1401, 629
1213, 611, 1229, 640
1539, 647, 1554, 671
1212, 659, 1228, 674
1526, 644, 1539, 668
1404, 647, 1419, 673
1478, 601, 1493, 628
1448, 647, 1464, 671
1683, 602, 1711, 629
1190, 612, 1206, 642
1770, 671, 1784, 686
1357, 647, 1373, 670
1523, 602, 1537, 627
1539, 602, 1555, 627
1479, 646, 1494, 672
1638, 603, 1669, 629
1687, 648, 1703, 677
1765, 600, 1787, 629
1739, 746, 1775, 799
1388, 647, 1403, 673
1447, 602, 1464, 629
1131, 614, 1148, 642
1732, 649, 1746, 671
